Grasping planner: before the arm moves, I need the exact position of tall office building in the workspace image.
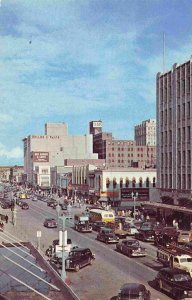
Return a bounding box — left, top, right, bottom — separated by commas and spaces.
157, 58, 192, 205
89, 121, 156, 169
135, 119, 156, 146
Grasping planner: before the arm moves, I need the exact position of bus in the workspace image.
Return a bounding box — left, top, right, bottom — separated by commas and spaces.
89, 209, 115, 223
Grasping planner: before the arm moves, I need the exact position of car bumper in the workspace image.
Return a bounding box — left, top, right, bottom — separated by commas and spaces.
131, 252, 146, 257
107, 240, 119, 243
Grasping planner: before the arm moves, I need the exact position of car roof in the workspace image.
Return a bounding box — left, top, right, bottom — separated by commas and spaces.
70, 248, 90, 252
120, 283, 146, 293
160, 267, 189, 275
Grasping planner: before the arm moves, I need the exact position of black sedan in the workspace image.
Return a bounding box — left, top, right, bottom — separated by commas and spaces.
97, 231, 119, 244
116, 283, 151, 300
116, 239, 146, 257
92, 221, 106, 232
155, 267, 192, 299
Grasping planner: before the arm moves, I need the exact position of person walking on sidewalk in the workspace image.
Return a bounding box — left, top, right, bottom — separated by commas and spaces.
5, 215, 8, 224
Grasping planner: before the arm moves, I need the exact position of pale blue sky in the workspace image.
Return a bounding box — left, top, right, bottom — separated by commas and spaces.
1, 0, 192, 165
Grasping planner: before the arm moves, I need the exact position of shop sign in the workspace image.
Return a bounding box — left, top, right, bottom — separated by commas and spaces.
33, 152, 49, 162
121, 188, 149, 201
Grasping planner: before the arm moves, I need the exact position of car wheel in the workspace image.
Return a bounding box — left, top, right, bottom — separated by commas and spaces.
75, 264, 80, 272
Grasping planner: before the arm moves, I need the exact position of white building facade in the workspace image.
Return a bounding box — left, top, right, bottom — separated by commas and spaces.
23, 123, 98, 187
135, 119, 156, 146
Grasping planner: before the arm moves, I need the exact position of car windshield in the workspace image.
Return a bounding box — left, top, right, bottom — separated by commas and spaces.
174, 274, 191, 281
68, 251, 81, 258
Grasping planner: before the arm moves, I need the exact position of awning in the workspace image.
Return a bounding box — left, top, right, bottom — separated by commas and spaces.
143, 201, 192, 214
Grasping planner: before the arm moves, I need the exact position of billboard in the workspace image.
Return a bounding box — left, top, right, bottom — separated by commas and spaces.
121, 188, 149, 201
33, 152, 49, 162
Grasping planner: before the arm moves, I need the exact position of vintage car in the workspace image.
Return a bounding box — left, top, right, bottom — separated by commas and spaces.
65, 248, 95, 272
116, 283, 151, 300
155, 267, 192, 299
92, 221, 106, 232
43, 218, 57, 228
97, 228, 119, 244
154, 226, 179, 247
135, 229, 154, 242
177, 231, 192, 245
116, 239, 146, 257
21, 202, 29, 210
123, 223, 139, 236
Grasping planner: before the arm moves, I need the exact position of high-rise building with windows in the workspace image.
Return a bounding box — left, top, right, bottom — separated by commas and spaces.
135, 119, 156, 146
89, 121, 156, 169
157, 58, 192, 205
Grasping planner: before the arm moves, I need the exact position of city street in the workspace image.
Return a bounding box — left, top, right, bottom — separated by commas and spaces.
2, 198, 171, 300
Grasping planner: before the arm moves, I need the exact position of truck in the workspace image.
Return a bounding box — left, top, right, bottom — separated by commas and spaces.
157, 246, 192, 277
74, 214, 92, 232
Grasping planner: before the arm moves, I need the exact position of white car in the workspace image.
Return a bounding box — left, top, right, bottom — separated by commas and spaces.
124, 224, 139, 236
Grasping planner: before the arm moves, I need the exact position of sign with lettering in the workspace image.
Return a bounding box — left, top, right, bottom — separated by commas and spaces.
121, 188, 149, 201
93, 121, 102, 127
33, 152, 49, 162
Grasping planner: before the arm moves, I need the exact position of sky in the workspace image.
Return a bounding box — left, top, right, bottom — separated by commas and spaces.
1, 0, 192, 165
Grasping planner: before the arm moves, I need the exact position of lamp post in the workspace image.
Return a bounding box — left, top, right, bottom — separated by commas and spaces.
131, 192, 138, 220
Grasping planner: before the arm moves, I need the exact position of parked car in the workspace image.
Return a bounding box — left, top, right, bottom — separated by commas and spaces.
177, 230, 192, 245
21, 202, 29, 210
47, 199, 57, 207
32, 196, 38, 201
135, 229, 154, 242
52, 202, 67, 210
1, 202, 12, 209
123, 224, 139, 236
44, 218, 57, 228
155, 267, 192, 299
92, 221, 106, 232
65, 248, 95, 272
154, 226, 179, 247
97, 228, 119, 244
116, 239, 146, 257
116, 283, 151, 300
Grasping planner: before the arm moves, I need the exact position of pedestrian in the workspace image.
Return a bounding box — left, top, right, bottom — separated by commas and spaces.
5, 215, 8, 224
146, 215, 150, 221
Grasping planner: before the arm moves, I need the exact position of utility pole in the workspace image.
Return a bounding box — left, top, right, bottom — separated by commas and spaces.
60, 215, 67, 281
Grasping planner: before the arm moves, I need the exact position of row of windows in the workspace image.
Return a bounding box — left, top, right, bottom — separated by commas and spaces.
161, 173, 191, 190
109, 147, 154, 152
106, 177, 156, 188
108, 142, 134, 146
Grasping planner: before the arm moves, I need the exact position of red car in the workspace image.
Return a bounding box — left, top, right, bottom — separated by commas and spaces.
44, 218, 57, 228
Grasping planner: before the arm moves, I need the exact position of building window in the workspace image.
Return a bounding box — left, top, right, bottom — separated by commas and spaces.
153, 177, 156, 187
120, 178, 123, 188
132, 178, 136, 188
113, 178, 117, 189
125, 178, 129, 187
146, 177, 149, 188
139, 178, 142, 188
106, 178, 110, 188
42, 169, 48, 174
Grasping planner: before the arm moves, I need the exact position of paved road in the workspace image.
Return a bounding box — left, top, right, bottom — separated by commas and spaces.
1, 198, 171, 300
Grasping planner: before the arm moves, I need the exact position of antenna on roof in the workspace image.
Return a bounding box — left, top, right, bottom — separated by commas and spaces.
163, 32, 166, 73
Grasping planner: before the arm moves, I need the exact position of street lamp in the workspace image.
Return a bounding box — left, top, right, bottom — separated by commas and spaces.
131, 192, 138, 220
